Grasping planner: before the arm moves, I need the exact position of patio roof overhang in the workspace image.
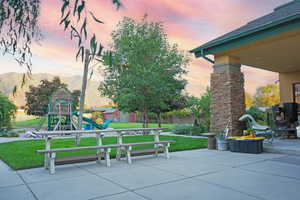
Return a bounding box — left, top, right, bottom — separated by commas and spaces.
214, 27, 300, 73
191, 0, 300, 73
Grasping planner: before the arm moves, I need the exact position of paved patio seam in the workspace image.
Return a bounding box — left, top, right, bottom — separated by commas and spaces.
129, 170, 235, 193
16, 171, 39, 200
77, 165, 132, 190
134, 156, 230, 178
137, 162, 193, 177
19, 168, 91, 185
196, 178, 268, 200
78, 163, 181, 199
77, 164, 138, 200
238, 167, 300, 181
86, 171, 154, 200
87, 191, 132, 200
0, 183, 24, 189
230, 159, 274, 168
77, 163, 192, 200
130, 191, 153, 200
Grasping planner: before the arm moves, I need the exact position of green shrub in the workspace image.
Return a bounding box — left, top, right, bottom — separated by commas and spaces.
0, 130, 19, 137
172, 124, 194, 135
162, 110, 191, 119
246, 106, 267, 124
193, 122, 209, 135
0, 93, 16, 129
172, 123, 208, 136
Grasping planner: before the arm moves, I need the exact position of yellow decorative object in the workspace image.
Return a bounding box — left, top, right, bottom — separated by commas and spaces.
228, 136, 265, 140
92, 111, 103, 119
96, 118, 103, 124
91, 111, 104, 124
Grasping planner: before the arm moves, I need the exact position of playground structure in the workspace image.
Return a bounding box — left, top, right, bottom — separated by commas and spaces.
47, 86, 110, 131
47, 87, 74, 131
73, 111, 110, 130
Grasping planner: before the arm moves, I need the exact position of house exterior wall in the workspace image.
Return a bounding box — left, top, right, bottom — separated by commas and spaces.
279, 71, 300, 103
103, 110, 137, 122
103, 111, 119, 121
128, 113, 137, 122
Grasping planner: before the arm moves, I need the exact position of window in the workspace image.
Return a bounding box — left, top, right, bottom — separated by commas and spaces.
293, 83, 300, 103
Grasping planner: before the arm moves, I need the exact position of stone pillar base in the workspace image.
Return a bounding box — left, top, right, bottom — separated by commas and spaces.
210, 63, 245, 136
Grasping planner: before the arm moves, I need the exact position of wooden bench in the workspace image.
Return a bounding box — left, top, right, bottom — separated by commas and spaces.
37, 140, 175, 174
121, 141, 175, 164
115, 130, 164, 160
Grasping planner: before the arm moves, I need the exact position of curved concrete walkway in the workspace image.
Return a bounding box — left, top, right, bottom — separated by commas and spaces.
1, 149, 300, 200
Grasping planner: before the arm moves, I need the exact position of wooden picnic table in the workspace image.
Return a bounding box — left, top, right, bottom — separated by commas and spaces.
34, 128, 166, 168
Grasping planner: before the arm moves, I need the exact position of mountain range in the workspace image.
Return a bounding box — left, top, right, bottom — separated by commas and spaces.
0, 73, 109, 107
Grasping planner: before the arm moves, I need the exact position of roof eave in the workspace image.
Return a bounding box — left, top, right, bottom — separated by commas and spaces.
191, 13, 300, 58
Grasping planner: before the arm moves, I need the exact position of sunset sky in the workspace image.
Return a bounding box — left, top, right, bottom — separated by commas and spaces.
0, 0, 291, 95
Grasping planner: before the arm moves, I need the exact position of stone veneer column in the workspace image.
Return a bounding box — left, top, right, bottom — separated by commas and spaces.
210, 56, 245, 136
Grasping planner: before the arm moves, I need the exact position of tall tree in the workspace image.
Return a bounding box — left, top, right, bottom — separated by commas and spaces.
253, 84, 280, 107
99, 16, 190, 127
25, 77, 80, 116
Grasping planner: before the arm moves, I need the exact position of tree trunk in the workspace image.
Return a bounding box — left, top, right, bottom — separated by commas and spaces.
142, 106, 149, 128
143, 110, 146, 128
156, 112, 161, 128
193, 115, 199, 126
145, 112, 148, 128
77, 50, 90, 145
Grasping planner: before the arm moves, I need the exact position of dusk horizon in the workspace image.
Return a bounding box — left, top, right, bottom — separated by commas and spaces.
0, 0, 290, 95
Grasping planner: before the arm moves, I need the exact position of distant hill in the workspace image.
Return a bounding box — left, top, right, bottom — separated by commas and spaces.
0, 72, 109, 107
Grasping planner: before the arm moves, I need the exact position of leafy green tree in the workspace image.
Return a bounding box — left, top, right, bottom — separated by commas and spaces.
25, 77, 80, 116
253, 84, 280, 107
152, 93, 188, 127
0, 92, 16, 129
99, 16, 190, 128
245, 92, 253, 108
71, 89, 81, 110
187, 88, 211, 130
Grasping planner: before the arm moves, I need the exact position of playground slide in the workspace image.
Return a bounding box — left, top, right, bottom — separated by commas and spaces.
73, 111, 110, 130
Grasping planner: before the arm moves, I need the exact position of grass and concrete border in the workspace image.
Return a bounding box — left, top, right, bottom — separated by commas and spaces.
0, 135, 207, 170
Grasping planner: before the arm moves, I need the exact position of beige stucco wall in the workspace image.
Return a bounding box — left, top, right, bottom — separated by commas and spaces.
279, 71, 300, 103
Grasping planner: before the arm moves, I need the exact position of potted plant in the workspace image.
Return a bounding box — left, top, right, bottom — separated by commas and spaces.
216, 131, 229, 151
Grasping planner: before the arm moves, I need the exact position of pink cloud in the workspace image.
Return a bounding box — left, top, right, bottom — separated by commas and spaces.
2, 0, 287, 96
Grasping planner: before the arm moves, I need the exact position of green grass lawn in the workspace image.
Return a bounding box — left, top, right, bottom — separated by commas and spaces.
0, 135, 207, 170
12, 117, 46, 128
12, 117, 173, 131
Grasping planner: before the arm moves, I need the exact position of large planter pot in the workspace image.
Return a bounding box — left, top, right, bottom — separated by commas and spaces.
217, 139, 228, 151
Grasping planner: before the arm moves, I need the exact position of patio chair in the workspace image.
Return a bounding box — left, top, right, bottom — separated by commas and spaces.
239, 114, 274, 143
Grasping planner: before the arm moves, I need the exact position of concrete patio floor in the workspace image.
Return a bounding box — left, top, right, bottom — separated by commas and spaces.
264, 138, 300, 155
1, 149, 300, 200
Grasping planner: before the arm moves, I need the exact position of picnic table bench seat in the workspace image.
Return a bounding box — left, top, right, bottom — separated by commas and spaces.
54, 147, 165, 165
37, 140, 175, 174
